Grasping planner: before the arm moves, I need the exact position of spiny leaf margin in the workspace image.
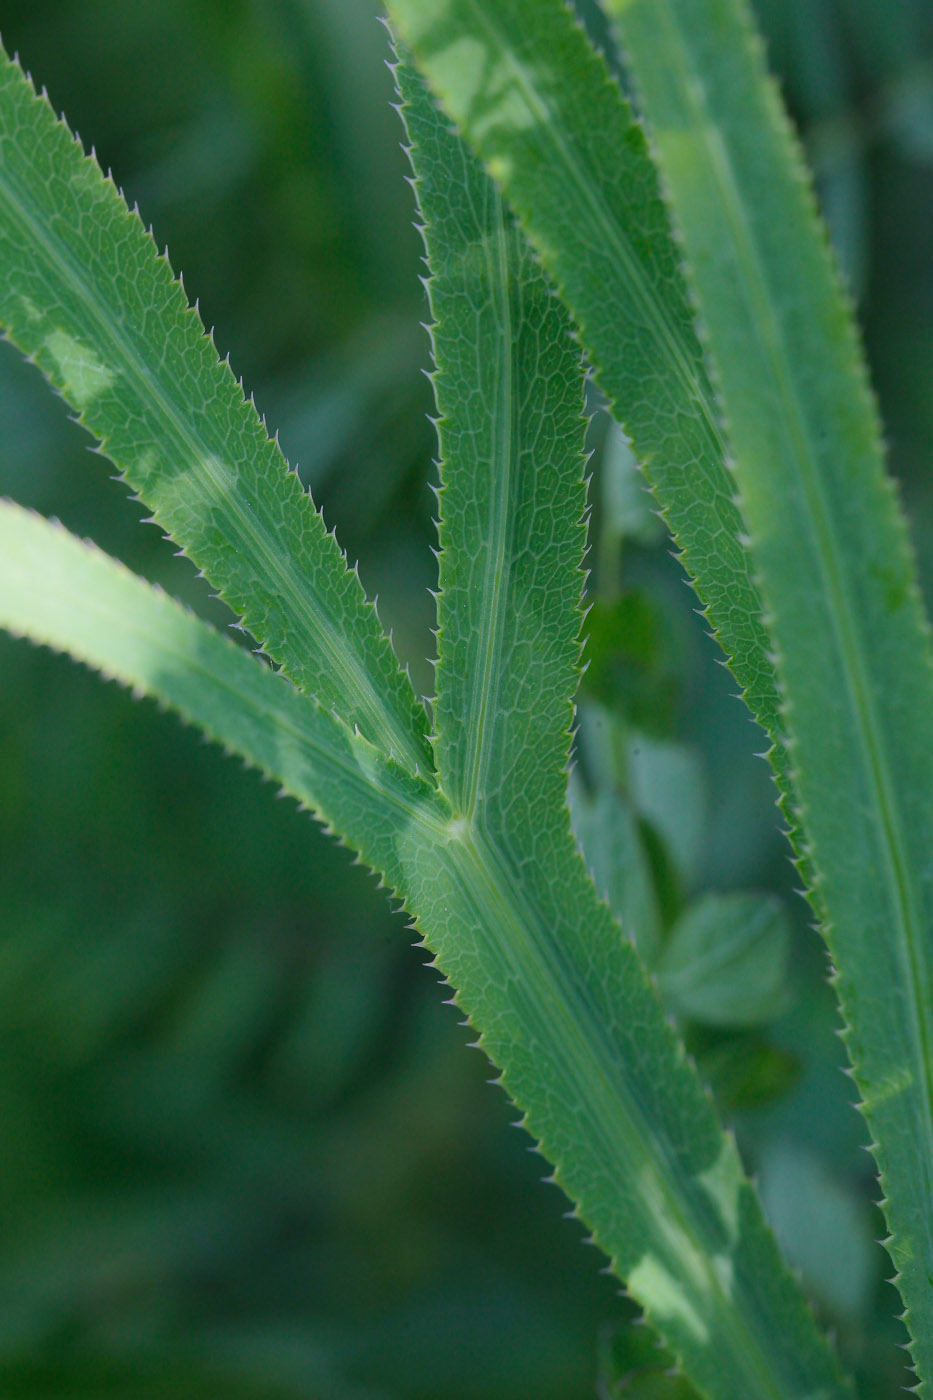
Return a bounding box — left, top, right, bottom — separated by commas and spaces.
394, 48, 588, 834
0, 499, 449, 883
380, 0, 798, 826
604, 0, 933, 1382
0, 500, 852, 1400
0, 42, 431, 777
388, 36, 850, 1400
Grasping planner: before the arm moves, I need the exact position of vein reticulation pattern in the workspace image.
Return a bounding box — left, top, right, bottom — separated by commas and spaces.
0, 46, 431, 778
2, 477, 846, 1400
392, 49, 850, 1400
382, 0, 794, 818
605, 0, 933, 1383
0, 21, 861, 1399
397, 52, 585, 833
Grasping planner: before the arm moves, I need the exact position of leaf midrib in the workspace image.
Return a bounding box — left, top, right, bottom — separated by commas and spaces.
449, 824, 795, 1400
0, 132, 430, 780
458, 188, 515, 818
461, 0, 725, 456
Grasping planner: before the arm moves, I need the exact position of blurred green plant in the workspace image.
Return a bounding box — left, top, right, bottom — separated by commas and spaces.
0, 1, 931, 1397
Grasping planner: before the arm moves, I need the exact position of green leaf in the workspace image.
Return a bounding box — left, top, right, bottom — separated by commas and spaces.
420, 820, 851, 1400
0, 45, 431, 778
658, 893, 791, 1029
0, 29, 856, 1399
0, 501, 450, 889
395, 51, 586, 826
757, 1144, 875, 1322
0, 501, 852, 1400
626, 734, 707, 890
569, 778, 664, 967
604, 0, 933, 1379
390, 50, 850, 1400
380, 0, 795, 818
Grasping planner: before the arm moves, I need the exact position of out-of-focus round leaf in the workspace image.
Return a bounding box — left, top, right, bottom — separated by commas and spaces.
657, 892, 791, 1028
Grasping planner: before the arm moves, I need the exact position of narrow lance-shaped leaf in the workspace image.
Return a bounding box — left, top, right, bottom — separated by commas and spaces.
604, 0, 933, 1381
0, 501, 451, 891
0, 46, 431, 778
396, 47, 586, 833
380, 0, 795, 816
393, 54, 851, 1400
0, 31, 853, 1397
1, 495, 847, 1400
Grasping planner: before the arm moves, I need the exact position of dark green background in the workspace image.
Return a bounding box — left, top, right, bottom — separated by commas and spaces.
0, 2, 931, 1395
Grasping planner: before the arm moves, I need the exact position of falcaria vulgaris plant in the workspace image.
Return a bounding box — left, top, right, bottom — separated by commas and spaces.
1, 2, 931, 1396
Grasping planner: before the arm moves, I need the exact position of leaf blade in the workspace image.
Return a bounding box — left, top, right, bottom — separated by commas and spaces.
0, 45, 431, 777
389, 47, 850, 1400
395, 52, 586, 830
0, 492, 851, 1400
604, 0, 933, 1379
658, 892, 790, 1029
381, 0, 793, 808
0, 501, 448, 882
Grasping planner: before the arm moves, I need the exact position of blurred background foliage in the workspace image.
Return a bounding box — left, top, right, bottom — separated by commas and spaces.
0, 1, 931, 1396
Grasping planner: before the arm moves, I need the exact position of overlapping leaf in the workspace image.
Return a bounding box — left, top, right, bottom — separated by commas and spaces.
604, 0, 933, 1380
0, 492, 848, 1400
0, 29, 853, 1392
380, 0, 794, 812
0, 501, 448, 884
397, 49, 586, 832
0, 46, 430, 777
384, 0, 933, 1385
391, 54, 850, 1400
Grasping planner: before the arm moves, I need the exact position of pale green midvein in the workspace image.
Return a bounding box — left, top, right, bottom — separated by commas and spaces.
460, 0, 726, 459
0, 152, 429, 781
459, 188, 514, 818
443, 825, 791, 1398
651, 0, 933, 1194
425, 55, 783, 1380
1, 500, 805, 1393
